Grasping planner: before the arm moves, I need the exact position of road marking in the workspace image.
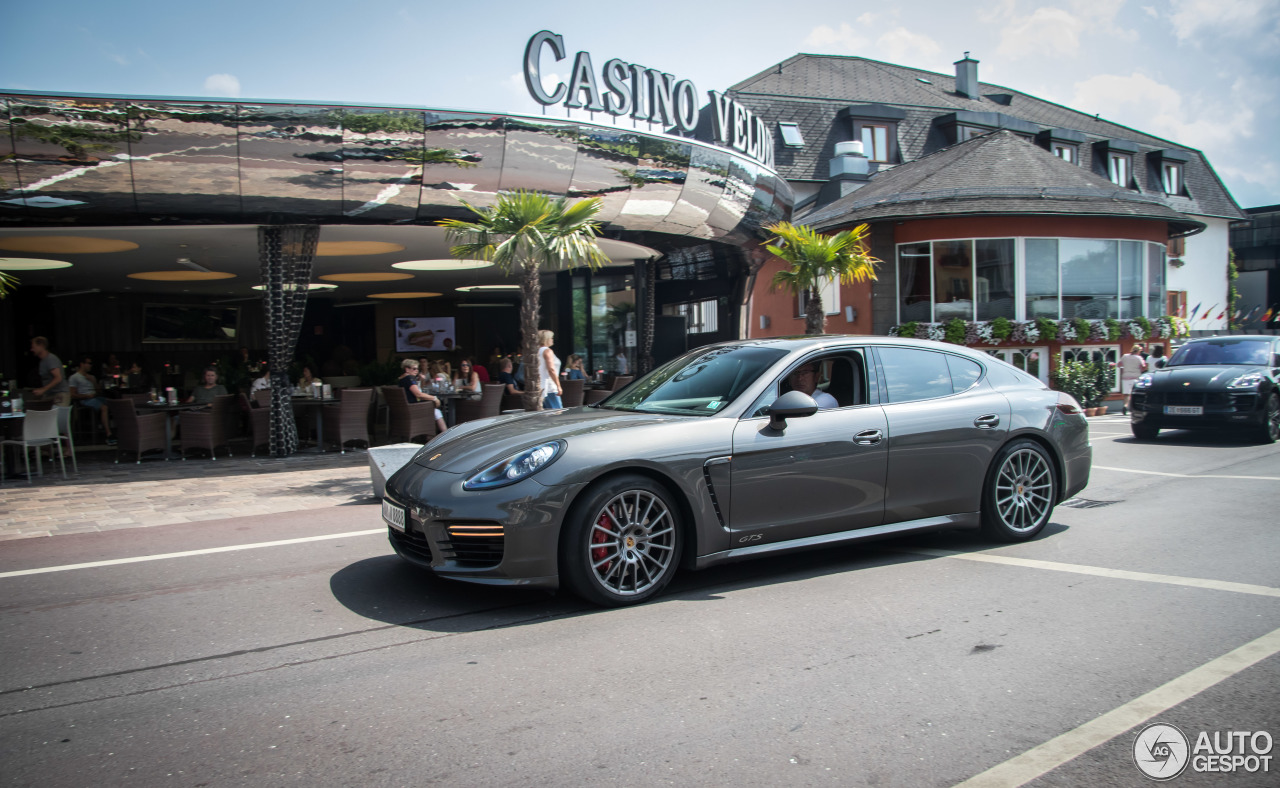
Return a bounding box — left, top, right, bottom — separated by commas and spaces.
1094, 465, 1280, 481
953, 625, 1280, 787
903, 548, 1280, 598
0, 529, 386, 579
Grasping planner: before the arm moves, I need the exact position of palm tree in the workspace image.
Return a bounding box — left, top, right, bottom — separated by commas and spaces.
441, 190, 609, 410
764, 222, 880, 335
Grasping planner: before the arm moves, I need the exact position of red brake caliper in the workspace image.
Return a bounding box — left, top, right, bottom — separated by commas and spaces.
591, 511, 613, 573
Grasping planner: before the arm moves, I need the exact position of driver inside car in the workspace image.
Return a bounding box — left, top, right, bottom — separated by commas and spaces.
787, 362, 838, 409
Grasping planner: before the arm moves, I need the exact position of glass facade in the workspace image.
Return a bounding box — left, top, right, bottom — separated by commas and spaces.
900, 237, 1167, 324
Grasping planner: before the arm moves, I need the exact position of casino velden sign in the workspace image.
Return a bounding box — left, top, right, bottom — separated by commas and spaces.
523, 30, 774, 169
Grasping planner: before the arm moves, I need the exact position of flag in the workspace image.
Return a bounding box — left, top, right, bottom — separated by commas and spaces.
1189, 301, 1202, 318
1215, 309, 1226, 320
1264, 306, 1277, 323
1201, 303, 1217, 321
1246, 305, 1262, 321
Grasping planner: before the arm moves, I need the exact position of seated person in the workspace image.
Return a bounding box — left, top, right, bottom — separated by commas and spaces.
563, 354, 586, 381
122, 360, 151, 393
186, 366, 228, 404
787, 362, 838, 409
454, 358, 481, 393
69, 356, 116, 444
473, 359, 490, 383
398, 359, 448, 437
251, 369, 271, 394
297, 366, 321, 390
495, 357, 522, 396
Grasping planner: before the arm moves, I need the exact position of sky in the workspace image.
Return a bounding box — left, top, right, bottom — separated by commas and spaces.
3, 0, 1278, 209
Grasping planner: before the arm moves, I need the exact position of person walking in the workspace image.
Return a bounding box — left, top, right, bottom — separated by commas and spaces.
537, 329, 563, 409
30, 337, 70, 406
1119, 344, 1147, 415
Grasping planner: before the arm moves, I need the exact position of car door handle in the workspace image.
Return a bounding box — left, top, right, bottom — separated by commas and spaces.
852, 429, 882, 445
974, 414, 1001, 429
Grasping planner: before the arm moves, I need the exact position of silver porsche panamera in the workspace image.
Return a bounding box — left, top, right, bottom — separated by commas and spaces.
382, 336, 1093, 606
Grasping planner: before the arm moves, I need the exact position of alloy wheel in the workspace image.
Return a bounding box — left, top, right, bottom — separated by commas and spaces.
587, 489, 677, 597
994, 447, 1054, 533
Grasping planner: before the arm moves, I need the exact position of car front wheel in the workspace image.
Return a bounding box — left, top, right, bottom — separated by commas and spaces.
981, 439, 1057, 541
561, 475, 683, 606
1259, 393, 1280, 444
1132, 423, 1160, 440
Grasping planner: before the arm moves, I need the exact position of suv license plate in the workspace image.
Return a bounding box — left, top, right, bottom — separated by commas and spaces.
381, 500, 406, 532
1164, 405, 1203, 415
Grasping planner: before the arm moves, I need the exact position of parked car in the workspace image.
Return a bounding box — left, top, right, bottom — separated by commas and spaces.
1130, 335, 1280, 443
382, 336, 1093, 606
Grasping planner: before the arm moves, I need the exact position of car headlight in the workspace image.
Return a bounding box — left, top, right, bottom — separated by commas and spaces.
463, 441, 564, 490
1227, 372, 1264, 389
1134, 373, 1154, 389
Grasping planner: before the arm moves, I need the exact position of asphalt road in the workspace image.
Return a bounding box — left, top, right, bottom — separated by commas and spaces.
1, 418, 1277, 787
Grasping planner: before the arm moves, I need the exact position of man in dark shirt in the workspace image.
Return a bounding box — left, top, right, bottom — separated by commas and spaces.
495, 358, 522, 396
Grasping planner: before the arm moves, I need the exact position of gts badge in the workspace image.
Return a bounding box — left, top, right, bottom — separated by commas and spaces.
737, 534, 763, 543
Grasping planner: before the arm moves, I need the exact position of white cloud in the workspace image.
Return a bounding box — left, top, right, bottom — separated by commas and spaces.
1168, 0, 1280, 42
1070, 71, 1255, 150
877, 28, 943, 64
203, 73, 240, 97
801, 20, 940, 66
997, 7, 1085, 58
802, 22, 871, 53
1142, 5, 1159, 17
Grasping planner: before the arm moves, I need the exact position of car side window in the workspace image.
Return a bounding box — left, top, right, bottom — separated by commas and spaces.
748, 352, 868, 417
877, 348, 954, 403
946, 355, 983, 392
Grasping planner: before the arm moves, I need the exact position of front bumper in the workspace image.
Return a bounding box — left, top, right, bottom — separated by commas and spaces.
382, 463, 583, 589
1131, 390, 1266, 430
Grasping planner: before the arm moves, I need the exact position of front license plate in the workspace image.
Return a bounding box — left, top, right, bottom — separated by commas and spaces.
381, 500, 406, 532
1164, 405, 1203, 415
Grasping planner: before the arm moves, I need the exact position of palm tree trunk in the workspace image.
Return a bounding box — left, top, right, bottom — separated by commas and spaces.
521, 261, 543, 411
805, 289, 826, 335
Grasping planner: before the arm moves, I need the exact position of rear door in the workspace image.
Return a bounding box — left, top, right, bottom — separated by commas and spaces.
872, 347, 1010, 523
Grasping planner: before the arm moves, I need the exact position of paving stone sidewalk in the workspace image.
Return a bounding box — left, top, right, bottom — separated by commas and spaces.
0, 446, 376, 541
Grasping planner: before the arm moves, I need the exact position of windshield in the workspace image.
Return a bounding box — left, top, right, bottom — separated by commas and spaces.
1167, 339, 1272, 367
596, 345, 787, 416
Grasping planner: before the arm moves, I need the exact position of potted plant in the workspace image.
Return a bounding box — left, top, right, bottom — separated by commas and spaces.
1051, 360, 1095, 413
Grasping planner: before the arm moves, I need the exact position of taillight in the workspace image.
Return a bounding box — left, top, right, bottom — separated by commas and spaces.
1055, 394, 1083, 416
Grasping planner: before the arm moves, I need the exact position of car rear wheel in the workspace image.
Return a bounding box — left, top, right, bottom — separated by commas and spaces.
981, 439, 1056, 541
1258, 393, 1280, 444
561, 475, 682, 606
1131, 423, 1160, 440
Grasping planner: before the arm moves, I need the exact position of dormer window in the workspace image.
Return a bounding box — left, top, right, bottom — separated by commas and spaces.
778, 122, 805, 148
860, 123, 892, 162
1108, 153, 1131, 187
1052, 144, 1076, 163
838, 104, 906, 165
1162, 162, 1182, 195
1037, 128, 1085, 166
1149, 149, 1190, 196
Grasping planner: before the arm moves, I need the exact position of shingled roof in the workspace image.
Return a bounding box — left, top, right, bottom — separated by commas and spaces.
729, 54, 1244, 221
802, 130, 1204, 235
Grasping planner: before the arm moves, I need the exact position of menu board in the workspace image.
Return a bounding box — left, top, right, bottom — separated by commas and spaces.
395, 317, 456, 354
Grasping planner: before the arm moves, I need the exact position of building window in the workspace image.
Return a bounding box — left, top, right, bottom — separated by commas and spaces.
664, 298, 719, 334
956, 125, 986, 143
1167, 289, 1188, 318
1061, 345, 1120, 392
903, 237, 1168, 324
1166, 236, 1185, 258
1052, 144, 1076, 163
1108, 153, 1131, 187
797, 275, 840, 318
857, 123, 892, 162
777, 122, 804, 148
1162, 162, 1183, 195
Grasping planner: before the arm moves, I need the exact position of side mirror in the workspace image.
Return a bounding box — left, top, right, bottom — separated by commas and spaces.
768, 390, 819, 431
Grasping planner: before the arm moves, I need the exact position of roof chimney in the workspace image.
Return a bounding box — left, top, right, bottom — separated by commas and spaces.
954, 52, 980, 99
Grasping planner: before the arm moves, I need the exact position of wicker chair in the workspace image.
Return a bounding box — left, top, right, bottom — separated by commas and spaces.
106, 398, 168, 464
500, 390, 527, 412
561, 378, 585, 408
584, 375, 634, 406
381, 386, 437, 444
454, 384, 504, 424
321, 387, 373, 453
181, 394, 235, 460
